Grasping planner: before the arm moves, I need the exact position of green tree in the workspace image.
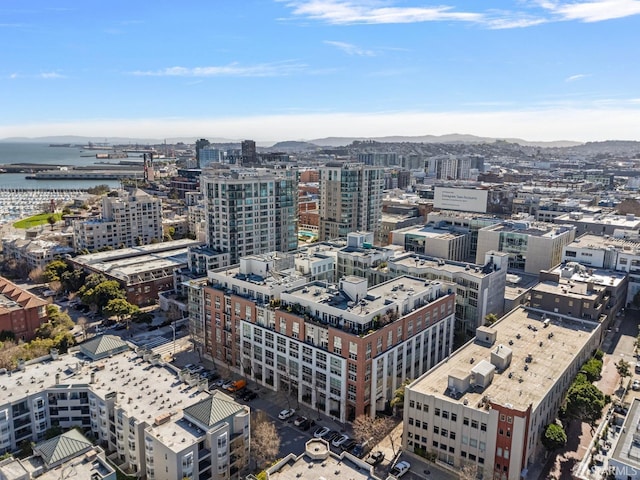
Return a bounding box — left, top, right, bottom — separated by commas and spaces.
564, 381, 605, 431
581, 358, 603, 382
103, 298, 139, 326
47, 214, 57, 230
484, 313, 498, 326
80, 280, 124, 312
616, 359, 632, 386
542, 423, 567, 452
43, 260, 71, 283
60, 268, 86, 293
390, 378, 412, 413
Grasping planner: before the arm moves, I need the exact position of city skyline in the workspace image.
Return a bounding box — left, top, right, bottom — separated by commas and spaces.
1, 0, 639, 142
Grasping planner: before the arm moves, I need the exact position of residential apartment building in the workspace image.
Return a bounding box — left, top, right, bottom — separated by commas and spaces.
318, 162, 384, 241
197, 167, 298, 272
0, 430, 116, 480
0, 276, 48, 341
0, 336, 250, 480
563, 234, 640, 306
608, 397, 640, 479
384, 251, 509, 337
426, 212, 502, 260
403, 306, 601, 480
1, 237, 74, 271
196, 254, 456, 421
475, 221, 576, 274
73, 189, 163, 251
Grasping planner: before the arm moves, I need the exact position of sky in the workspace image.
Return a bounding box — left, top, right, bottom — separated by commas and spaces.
1, 0, 640, 143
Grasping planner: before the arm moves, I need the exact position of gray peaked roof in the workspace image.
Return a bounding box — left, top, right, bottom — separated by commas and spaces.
183, 391, 246, 428
34, 429, 93, 468
79, 334, 129, 360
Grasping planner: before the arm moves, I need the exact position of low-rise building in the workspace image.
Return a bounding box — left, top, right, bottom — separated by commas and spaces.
608, 397, 640, 479
554, 212, 640, 236
0, 276, 48, 341
403, 306, 601, 480
252, 438, 384, 480
391, 224, 470, 262
1, 237, 73, 271
70, 239, 202, 306
476, 221, 576, 274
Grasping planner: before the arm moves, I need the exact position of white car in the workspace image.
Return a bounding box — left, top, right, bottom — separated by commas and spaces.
390, 461, 411, 478
313, 426, 330, 438
331, 434, 350, 448
633, 379, 640, 391
278, 408, 296, 420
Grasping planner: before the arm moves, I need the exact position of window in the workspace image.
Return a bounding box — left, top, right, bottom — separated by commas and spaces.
409, 400, 415, 408
504, 449, 509, 459
461, 451, 467, 458
480, 422, 487, 432
471, 420, 478, 429
506, 430, 511, 438
442, 411, 449, 420
433, 426, 440, 434
441, 429, 448, 437
463, 417, 469, 426
435, 408, 441, 417
451, 413, 457, 422
507, 416, 513, 424
409, 418, 414, 426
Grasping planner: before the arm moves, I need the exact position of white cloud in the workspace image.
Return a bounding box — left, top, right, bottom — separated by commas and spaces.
130, 61, 307, 77
280, 0, 640, 27
324, 40, 376, 56
7, 72, 65, 79
565, 73, 590, 82
282, 1, 485, 24
2, 108, 640, 142
543, 0, 640, 22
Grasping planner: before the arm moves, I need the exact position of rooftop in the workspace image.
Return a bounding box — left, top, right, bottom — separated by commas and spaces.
0, 344, 211, 446
569, 233, 640, 252
409, 306, 599, 411
265, 438, 381, 480
390, 252, 504, 278
556, 213, 640, 228
73, 238, 202, 265
484, 221, 575, 238
611, 397, 640, 471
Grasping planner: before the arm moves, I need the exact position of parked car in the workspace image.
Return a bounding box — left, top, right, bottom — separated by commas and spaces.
324, 430, 339, 442
241, 390, 257, 401
340, 438, 357, 451
298, 419, 316, 431
293, 416, 307, 427
352, 441, 370, 458
331, 434, 350, 448
633, 379, 640, 391
365, 450, 384, 465
278, 408, 296, 420
213, 379, 226, 388
390, 461, 411, 478
313, 426, 330, 438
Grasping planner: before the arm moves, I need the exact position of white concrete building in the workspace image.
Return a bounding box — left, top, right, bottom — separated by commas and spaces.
73, 189, 163, 251
0, 336, 250, 480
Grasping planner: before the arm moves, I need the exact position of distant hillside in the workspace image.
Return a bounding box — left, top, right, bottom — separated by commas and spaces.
308, 134, 582, 148
268, 141, 319, 152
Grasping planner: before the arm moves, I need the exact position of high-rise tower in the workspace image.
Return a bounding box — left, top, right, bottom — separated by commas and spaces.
200, 167, 298, 264
318, 162, 384, 241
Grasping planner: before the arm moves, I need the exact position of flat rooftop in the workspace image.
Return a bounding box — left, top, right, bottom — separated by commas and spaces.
485, 222, 574, 238
390, 252, 501, 278
286, 275, 449, 319
73, 238, 202, 265
570, 234, 640, 251
410, 306, 599, 411
611, 397, 640, 470
267, 439, 380, 480
397, 224, 466, 240
0, 346, 211, 449
556, 213, 640, 228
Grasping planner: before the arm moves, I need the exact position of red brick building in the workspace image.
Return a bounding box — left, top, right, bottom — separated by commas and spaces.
0, 277, 48, 341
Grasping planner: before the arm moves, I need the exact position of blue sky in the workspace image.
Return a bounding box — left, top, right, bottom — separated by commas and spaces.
1, 0, 640, 142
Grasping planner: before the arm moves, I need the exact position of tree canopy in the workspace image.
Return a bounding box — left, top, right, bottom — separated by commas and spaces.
542, 423, 567, 452
103, 299, 139, 324
78, 275, 123, 312
43, 260, 72, 283
564, 381, 605, 429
